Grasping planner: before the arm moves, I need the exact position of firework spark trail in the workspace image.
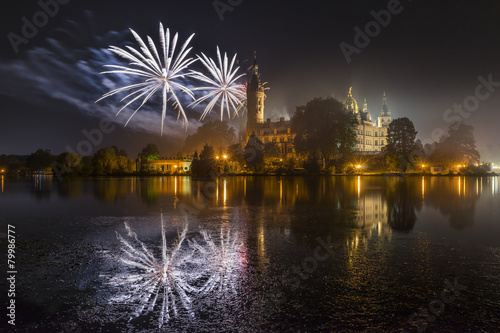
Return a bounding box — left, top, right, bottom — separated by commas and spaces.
189, 47, 246, 121
97, 23, 197, 135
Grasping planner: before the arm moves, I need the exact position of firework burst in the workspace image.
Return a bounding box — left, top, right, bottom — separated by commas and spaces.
96, 23, 197, 135
189, 47, 246, 121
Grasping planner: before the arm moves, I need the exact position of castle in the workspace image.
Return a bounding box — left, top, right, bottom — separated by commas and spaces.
240, 58, 392, 155
345, 87, 392, 153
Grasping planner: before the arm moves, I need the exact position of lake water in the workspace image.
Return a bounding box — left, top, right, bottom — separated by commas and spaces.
1, 175, 499, 332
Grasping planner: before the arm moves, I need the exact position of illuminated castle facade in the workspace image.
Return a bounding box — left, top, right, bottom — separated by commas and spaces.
240, 59, 392, 155
344, 87, 392, 153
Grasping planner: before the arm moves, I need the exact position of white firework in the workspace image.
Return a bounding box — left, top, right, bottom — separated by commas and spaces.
96, 23, 197, 135
109, 216, 196, 327
189, 228, 243, 295
189, 47, 246, 120
106, 216, 244, 328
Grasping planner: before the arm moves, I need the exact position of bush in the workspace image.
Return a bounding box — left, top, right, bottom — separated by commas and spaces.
303, 157, 320, 174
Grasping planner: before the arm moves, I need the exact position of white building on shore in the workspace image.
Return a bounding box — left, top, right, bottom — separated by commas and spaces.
344, 87, 392, 154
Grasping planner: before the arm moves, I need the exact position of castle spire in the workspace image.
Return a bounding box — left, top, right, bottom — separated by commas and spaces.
249, 51, 261, 92
253, 51, 259, 75
381, 91, 390, 117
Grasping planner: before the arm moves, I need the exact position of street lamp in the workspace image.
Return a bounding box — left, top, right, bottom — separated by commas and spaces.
356, 164, 361, 169
223, 155, 227, 160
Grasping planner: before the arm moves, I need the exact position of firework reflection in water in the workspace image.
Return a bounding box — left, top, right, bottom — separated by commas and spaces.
107, 214, 243, 327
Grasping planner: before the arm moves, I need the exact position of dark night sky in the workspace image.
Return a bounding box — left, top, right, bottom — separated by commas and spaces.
1, 0, 500, 160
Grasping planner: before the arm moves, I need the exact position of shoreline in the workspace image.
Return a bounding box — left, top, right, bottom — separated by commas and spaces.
4, 171, 498, 179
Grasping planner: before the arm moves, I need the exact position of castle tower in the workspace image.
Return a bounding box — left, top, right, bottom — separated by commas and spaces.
378, 92, 392, 127
364, 98, 372, 121
246, 54, 265, 140
344, 87, 359, 113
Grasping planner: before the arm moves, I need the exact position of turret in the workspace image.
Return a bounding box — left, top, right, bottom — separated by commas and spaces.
246, 53, 265, 139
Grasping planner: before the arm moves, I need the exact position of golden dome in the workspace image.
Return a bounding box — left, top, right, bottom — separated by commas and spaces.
344, 87, 358, 112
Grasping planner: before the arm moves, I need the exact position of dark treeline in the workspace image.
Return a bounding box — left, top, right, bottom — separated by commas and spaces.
0, 146, 136, 177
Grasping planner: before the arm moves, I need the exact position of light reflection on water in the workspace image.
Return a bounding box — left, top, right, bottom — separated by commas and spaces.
101, 214, 244, 328
1, 175, 499, 331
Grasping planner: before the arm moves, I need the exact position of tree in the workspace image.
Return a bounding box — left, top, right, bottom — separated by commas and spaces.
81, 156, 93, 175
176, 151, 186, 160
227, 143, 245, 167
244, 134, 264, 172
191, 144, 217, 178
53, 152, 83, 177
182, 120, 235, 154
263, 142, 282, 159
92, 148, 135, 175
384, 117, 419, 171
116, 156, 135, 173
92, 148, 118, 175
27, 149, 54, 172
141, 143, 160, 161
431, 122, 480, 167
0, 154, 26, 174
291, 97, 358, 167
112, 146, 128, 157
